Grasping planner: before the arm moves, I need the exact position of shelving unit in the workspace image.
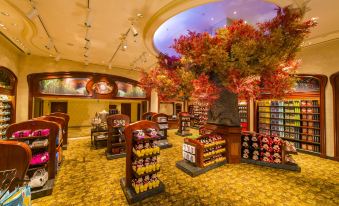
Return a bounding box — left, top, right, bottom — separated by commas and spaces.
0, 67, 17, 139
106, 114, 130, 160
151, 113, 172, 149
120, 120, 164, 204
190, 102, 208, 129
176, 112, 192, 136
238, 100, 249, 131
257, 99, 321, 154
5, 120, 60, 199
177, 133, 227, 177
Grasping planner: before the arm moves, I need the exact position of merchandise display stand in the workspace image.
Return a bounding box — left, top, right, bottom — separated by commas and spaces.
241, 132, 300, 172
49, 112, 70, 150
0, 67, 17, 139
142, 112, 157, 121
176, 112, 192, 136
0, 140, 32, 191
120, 120, 165, 204
190, 102, 208, 129
238, 100, 249, 131
106, 114, 130, 160
6, 120, 60, 199
254, 75, 327, 157
151, 113, 172, 149
176, 133, 227, 177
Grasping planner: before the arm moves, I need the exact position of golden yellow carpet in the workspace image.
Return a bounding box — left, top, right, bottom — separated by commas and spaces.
32, 129, 339, 206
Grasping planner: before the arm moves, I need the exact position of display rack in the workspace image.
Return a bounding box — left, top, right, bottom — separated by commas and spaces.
254, 75, 327, 157
151, 113, 172, 149
5, 120, 60, 199
241, 132, 300, 171
257, 99, 321, 155
0, 140, 32, 191
106, 114, 130, 160
238, 100, 249, 131
176, 112, 192, 136
120, 120, 164, 204
142, 112, 157, 121
176, 133, 227, 177
0, 67, 17, 139
49, 112, 70, 150
190, 102, 208, 129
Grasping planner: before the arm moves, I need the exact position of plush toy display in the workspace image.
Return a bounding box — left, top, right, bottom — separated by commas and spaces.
241, 132, 297, 165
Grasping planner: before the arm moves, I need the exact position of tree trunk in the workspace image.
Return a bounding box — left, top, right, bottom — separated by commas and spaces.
207, 88, 240, 126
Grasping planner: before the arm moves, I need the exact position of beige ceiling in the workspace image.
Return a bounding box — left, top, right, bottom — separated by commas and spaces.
0, 0, 338, 71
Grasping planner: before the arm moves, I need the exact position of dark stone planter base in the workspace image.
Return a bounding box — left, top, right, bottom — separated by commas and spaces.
158, 139, 173, 149
176, 159, 227, 177
120, 178, 165, 204
31, 179, 54, 200
241, 158, 301, 172
106, 151, 126, 160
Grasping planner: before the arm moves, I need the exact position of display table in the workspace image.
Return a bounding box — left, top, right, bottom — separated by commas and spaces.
168, 119, 179, 129
91, 125, 108, 149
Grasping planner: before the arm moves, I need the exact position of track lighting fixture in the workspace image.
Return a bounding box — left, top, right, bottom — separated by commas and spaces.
84, 50, 89, 58
26, 8, 38, 19
45, 39, 54, 50
131, 25, 138, 37
84, 10, 91, 28
120, 35, 127, 51
84, 40, 91, 49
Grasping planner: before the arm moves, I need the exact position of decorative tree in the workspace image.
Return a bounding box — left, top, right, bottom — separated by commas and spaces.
140, 5, 316, 126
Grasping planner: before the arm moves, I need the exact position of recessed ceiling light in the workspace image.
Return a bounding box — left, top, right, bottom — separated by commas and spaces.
11, 23, 17, 26
233, 11, 237, 15
67, 42, 74, 46
49, 54, 53, 57
210, 17, 214, 21
2, 26, 7, 30
1, 11, 9, 16
0, 23, 5, 27
244, 21, 247, 24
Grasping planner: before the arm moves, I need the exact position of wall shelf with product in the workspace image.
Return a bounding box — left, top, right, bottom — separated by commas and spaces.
151, 113, 172, 149
120, 120, 164, 204
176, 112, 192, 136
5, 120, 61, 199
254, 74, 327, 157
106, 114, 130, 160
238, 100, 250, 132
0, 67, 17, 139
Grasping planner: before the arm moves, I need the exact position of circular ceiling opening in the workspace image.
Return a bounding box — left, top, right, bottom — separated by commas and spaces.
153, 0, 277, 56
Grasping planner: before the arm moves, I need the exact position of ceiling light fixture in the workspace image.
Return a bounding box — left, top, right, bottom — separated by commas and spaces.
84, 9, 91, 28
131, 24, 138, 37
1, 11, 9, 16
45, 39, 54, 50
26, 8, 38, 19
108, 63, 112, 69
84, 50, 89, 57
233, 11, 237, 15
84, 40, 91, 49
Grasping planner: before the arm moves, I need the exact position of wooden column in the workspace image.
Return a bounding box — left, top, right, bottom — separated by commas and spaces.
204, 124, 242, 164
330, 71, 339, 161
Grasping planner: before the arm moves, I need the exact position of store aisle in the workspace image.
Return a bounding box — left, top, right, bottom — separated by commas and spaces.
32, 130, 339, 206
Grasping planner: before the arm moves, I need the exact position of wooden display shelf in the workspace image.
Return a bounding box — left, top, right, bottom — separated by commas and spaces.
133, 135, 161, 142
300, 119, 320, 122
300, 126, 320, 129
8, 135, 49, 141
241, 158, 301, 172
281, 137, 320, 145
132, 152, 160, 160
132, 169, 160, 179
121, 120, 164, 203
30, 145, 49, 150
296, 148, 320, 156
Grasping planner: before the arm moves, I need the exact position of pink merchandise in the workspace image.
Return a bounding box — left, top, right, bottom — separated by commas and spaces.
12, 130, 31, 138
30, 152, 49, 165
32, 129, 50, 137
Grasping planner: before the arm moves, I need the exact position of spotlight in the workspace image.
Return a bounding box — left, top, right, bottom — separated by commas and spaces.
108, 63, 112, 69
84, 50, 89, 57
84, 11, 91, 28
121, 40, 127, 51
27, 8, 38, 19
45, 39, 53, 50
131, 25, 138, 37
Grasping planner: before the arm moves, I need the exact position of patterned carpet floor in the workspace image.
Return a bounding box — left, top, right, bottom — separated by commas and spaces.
32, 129, 339, 206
